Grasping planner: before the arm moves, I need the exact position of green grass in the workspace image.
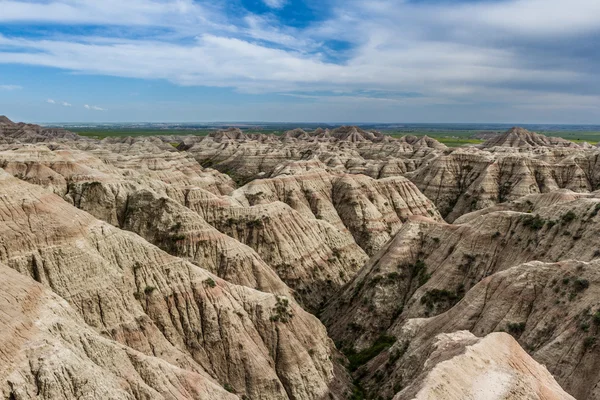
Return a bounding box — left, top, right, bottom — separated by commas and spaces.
73, 129, 210, 139
72, 127, 600, 147
436, 138, 484, 147
537, 131, 600, 144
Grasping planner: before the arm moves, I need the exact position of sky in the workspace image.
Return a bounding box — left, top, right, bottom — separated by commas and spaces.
0, 0, 600, 123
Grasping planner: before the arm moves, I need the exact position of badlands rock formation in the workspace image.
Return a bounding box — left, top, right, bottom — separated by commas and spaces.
482, 126, 581, 149
395, 331, 574, 400
0, 116, 594, 399
0, 169, 351, 399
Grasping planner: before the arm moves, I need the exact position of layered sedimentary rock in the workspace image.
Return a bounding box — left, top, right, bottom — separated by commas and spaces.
183, 127, 445, 184
3, 116, 600, 399
394, 331, 574, 400
0, 264, 238, 400
232, 161, 441, 255
0, 115, 82, 143
0, 170, 350, 399
349, 260, 598, 399
482, 127, 581, 149
0, 138, 442, 310
323, 192, 600, 349
407, 146, 599, 221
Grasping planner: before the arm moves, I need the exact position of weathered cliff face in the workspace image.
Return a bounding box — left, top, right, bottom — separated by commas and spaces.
187, 190, 369, 311
0, 144, 289, 297
322, 192, 600, 349
232, 162, 441, 255
0, 116, 82, 143
407, 147, 600, 221
0, 264, 238, 400
348, 260, 599, 400
0, 170, 350, 399
183, 130, 444, 185
481, 127, 582, 149
393, 331, 575, 400
0, 140, 442, 311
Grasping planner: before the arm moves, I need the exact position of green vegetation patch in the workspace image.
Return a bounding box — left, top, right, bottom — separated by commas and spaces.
345, 335, 397, 372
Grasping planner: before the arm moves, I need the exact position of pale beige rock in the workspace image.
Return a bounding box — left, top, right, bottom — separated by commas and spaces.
481, 127, 581, 149
395, 331, 574, 400
0, 263, 237, 400
0, 170, 350, 399
323, 192, 600, 349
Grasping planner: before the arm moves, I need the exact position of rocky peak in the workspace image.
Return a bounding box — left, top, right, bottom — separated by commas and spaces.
398, 134, 447, 149
209, 127, 247, 141
283, 128, 310, 140
0, 115, 14, 125
482, 126, 579, 148
330, 126, 388, 142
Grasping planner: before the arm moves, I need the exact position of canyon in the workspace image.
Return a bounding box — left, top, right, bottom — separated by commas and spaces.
1, 116, 598, 399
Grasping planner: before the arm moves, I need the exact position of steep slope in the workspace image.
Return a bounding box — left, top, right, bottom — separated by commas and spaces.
233, 162, 441, 255
0, 264, 237, 400
355, 260, 599, 399
186, 188, 368, 310
407, 147, 598, 221
323, 192, 600, 349
0, 144, 372, 310
0, 144, 289, 296
0, 170, 350, 399
482, 127, 580, 149
394, 331, 574, 400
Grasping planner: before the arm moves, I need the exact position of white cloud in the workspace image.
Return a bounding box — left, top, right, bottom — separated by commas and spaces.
84, 104, 105, 111
62, 101, 72, 106
46, 98, 56, 104
0, 0, 598, 114
0, 0, 211, 26
263, 0, 286, 9
0, 84, 22, 90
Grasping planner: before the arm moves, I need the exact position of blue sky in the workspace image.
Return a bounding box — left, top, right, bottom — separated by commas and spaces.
0, 0, 599, 123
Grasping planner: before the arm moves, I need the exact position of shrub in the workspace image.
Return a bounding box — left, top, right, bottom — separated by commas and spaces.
223, 383, 235, 393
507, 322, 526, 335
170, 233, 186, 241
420, 289, 461, 310
387, 340, 409, 365
573, 278, 590, 292
593, 311, 600, 325
144, 285, 156, 294
584, 336, 596, 350
204, 278, 216, 288
561, 211, 577, 223
408, 259, 430, 286
522, 214, 545, 230
270, 296, 293, 323
345, 335, 397, 371
246, 219, 263, 228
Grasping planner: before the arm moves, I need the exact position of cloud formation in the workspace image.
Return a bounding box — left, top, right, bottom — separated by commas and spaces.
0, 84, 22, 90
46, 99, 55, 104
84, 104, 105, 111
263, 0, 286, 9
0, 0, 599, 117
